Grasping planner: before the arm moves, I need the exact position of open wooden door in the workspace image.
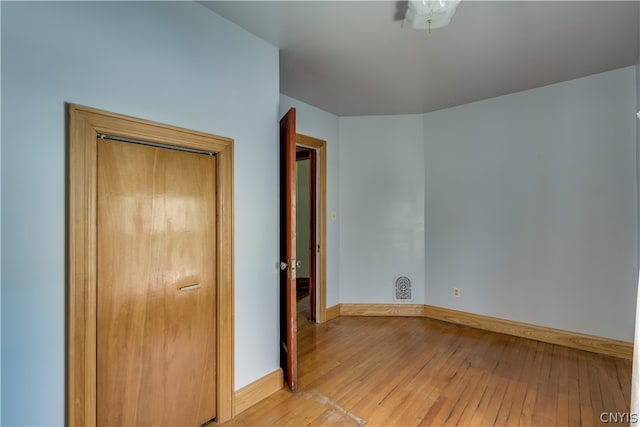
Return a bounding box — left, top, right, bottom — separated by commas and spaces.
280, 108, 298, 392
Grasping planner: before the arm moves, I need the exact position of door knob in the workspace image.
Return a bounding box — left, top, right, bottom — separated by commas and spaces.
280, 260, 300, 271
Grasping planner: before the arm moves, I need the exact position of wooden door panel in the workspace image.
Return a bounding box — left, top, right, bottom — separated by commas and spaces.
280, 108, 298, 392
97, 140, 216, 426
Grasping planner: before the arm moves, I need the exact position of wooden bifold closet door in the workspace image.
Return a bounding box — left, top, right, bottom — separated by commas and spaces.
96, 139, 217, 426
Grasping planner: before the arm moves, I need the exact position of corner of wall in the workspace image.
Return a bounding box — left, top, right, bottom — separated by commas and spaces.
1, 1, 4, 421
627, 11, 639, 420
337, 114, 425, 305
421, 112, 429, 307
636, 59, 639, 275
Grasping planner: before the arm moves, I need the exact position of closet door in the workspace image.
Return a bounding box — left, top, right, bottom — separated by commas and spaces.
97, 139, 217, 426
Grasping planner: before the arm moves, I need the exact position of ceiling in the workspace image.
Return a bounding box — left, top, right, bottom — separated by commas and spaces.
202, 1, 640, 117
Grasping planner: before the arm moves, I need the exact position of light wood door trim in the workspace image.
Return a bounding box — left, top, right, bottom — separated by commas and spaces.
296, 133, 328, 323
68, 104, 235, 425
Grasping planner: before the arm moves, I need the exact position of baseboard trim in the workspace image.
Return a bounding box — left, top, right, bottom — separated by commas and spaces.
326, 304, 341, 321
234, 368, 283, 415
423, 304, 633, 360
329, 303, 632, 359
340, 303, 424, 317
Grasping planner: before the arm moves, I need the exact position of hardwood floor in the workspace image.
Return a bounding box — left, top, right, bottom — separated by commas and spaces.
223, 317, 632, 426
297, 295, 315, 333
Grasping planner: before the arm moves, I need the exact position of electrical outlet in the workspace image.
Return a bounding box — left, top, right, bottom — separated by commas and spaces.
453, 288, 460, 297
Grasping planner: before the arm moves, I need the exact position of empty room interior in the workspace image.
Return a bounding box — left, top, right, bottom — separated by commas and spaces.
2, 1, 640, 426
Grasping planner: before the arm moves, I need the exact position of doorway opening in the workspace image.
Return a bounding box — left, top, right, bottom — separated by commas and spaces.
296, 134, 327, 326
296, 147, 316, 330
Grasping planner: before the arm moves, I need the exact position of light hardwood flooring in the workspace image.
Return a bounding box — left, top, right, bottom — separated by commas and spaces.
223, 316, 632, 426
297, 295, 315, 333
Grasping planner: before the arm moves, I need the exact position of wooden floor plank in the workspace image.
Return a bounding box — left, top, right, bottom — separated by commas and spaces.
490, 336, 531, 426
554, 345, 570, 427
531, 343, 556, 427
222, 316, 631, 427
378, 325, 471, 425
503, 340, 540, 426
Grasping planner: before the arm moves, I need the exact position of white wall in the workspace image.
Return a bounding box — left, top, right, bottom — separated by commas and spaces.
1, 2, 280, 425
424, 67, 637, 342
339, 115, 425, 304
279, 95, 341, 307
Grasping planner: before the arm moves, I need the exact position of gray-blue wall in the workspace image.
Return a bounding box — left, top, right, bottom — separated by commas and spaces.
335, 67, 637, 342
1, 2, 280, 425
423, 67, 637, 341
